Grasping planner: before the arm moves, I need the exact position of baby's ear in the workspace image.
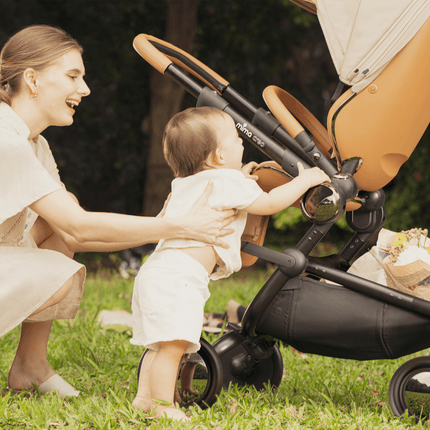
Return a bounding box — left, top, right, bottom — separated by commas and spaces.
211, 148, 225, 166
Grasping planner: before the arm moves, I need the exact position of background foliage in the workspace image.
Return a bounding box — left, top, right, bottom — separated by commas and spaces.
1, 0, 429, 240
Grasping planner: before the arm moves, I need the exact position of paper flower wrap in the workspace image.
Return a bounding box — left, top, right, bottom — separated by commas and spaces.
376, 228, 430, 299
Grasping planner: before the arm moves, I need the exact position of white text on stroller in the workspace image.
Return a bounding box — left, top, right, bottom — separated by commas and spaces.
236, 122, 265, 148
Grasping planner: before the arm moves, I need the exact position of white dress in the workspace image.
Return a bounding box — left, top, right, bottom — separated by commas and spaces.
0, 103, 85, 337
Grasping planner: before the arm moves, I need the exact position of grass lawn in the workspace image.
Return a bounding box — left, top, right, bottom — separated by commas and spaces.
1, 265, 430, 429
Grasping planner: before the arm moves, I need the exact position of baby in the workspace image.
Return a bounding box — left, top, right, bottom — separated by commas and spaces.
130, 106, 329, 421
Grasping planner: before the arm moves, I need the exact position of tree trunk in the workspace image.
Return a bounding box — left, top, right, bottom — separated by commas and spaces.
142, 0, 200, 216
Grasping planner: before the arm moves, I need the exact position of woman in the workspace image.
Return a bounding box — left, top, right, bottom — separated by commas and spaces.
0, 24, 236, 397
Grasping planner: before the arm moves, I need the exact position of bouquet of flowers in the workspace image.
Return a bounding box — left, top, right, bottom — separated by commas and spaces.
378, 228, 430, 299
389, 228, 430, 266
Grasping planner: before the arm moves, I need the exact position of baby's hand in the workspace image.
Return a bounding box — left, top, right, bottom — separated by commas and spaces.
241, 161, 259, 181
297, 162, 330, 188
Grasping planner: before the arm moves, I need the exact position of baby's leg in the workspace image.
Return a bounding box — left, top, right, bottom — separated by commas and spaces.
132, 349, 156, 412
150, 340, 191, 421
181, 362, 199, 396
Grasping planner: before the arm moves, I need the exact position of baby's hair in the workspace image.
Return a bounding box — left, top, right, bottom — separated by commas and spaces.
0, 25, 83, 105
163, 106, 227, 178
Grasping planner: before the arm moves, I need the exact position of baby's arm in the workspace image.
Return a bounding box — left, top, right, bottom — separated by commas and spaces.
244, 162, 330, 216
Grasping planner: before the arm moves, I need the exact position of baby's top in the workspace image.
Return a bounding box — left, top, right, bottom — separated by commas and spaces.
0, 102, 63, 247
156, 169, 263, 280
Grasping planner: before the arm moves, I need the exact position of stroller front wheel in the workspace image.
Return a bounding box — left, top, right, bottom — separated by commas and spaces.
389, 356, 430, 422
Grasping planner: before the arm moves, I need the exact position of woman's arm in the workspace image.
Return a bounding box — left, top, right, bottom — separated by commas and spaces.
29, 181, 237, 252
244, 163, 330, 216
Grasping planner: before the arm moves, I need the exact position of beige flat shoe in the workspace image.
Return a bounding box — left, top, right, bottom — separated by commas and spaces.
37, 374, 80, 398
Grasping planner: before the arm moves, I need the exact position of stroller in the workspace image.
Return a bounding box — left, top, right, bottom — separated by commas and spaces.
133, 0, 430, 421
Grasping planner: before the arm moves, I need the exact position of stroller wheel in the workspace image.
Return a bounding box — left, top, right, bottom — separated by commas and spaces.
136, 337, 223, 409
389, 356, 430, 422
212, 330, 283, 391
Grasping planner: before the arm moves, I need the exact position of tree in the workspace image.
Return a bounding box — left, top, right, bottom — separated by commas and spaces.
142, 0, 201, 216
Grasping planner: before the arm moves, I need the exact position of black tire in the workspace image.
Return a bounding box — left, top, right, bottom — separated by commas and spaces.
212, 330, 283, 391
137, 337, 223, 409
389, 356, 430, 422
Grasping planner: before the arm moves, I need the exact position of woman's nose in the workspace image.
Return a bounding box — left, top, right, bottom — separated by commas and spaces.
79, 79, 91, 97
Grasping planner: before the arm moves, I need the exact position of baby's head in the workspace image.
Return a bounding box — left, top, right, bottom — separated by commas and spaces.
163, 106, 244, 177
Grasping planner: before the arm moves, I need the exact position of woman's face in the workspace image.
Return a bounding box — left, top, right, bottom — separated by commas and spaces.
33, 49, 90, 128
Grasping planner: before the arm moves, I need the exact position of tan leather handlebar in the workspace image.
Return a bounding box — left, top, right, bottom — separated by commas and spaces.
263, 85, 305, 139
133, 34, 172, 74
133, 34, 229, 92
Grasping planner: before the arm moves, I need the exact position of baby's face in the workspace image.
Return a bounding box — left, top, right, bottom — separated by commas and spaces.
216, 114, 244, 170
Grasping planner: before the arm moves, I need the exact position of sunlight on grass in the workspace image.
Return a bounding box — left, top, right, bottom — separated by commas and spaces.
1, 267, 430, 429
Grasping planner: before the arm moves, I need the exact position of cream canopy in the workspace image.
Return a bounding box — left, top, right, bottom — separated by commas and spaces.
291, 0, 430, 93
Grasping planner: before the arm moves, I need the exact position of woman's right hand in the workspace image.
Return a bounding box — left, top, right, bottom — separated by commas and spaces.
179, 181, 238, 248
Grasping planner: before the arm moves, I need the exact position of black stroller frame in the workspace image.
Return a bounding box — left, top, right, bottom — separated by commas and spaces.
133, 33, 430, 421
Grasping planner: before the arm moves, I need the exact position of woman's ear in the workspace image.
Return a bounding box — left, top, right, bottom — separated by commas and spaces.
22, 68, 37, 93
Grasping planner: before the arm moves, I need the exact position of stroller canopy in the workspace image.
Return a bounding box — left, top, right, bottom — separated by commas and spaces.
292, 0, 430, 93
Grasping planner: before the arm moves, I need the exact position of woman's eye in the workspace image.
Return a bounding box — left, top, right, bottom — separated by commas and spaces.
69, 75, 78, 81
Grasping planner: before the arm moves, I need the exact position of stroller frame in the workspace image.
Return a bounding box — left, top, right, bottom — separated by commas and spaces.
133, 11, 430, 420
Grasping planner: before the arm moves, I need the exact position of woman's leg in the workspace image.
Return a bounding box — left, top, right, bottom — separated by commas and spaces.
8, 216, 76, 390
7, 321, 56, 390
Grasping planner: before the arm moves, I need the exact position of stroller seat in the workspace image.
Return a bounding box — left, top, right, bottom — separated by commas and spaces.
327, 15, 430, 192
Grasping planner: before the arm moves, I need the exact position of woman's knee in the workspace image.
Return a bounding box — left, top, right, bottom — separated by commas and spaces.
29, 276, 74, 317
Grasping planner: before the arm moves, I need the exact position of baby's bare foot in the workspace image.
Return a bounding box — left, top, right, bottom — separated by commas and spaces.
131, 395, 151, 412
182, 386, 199, 396
154, 405, 190, 422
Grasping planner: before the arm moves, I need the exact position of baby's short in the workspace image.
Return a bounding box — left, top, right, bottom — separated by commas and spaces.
130, 248, 210, 354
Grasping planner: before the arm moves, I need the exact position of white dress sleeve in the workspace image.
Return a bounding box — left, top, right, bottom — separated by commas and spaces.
0, 128, 62, 224
31, 135, 64, 185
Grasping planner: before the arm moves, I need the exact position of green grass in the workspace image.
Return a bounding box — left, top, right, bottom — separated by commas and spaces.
405, 391, 430, 420
1, 266, 430, 429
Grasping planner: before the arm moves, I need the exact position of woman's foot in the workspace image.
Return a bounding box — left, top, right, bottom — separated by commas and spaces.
8, 357, 55, 391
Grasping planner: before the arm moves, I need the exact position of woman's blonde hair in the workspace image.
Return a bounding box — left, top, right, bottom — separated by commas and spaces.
0, 25, 83, 105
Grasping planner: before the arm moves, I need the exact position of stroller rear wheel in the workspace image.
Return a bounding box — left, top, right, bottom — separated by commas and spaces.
389, 356, 430, 422
212, 329, 284, 391
137, 337, 223, 409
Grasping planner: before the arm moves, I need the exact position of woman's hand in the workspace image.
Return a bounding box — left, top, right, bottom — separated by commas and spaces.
241, 161, 259, 181
180, 181, 238, 248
